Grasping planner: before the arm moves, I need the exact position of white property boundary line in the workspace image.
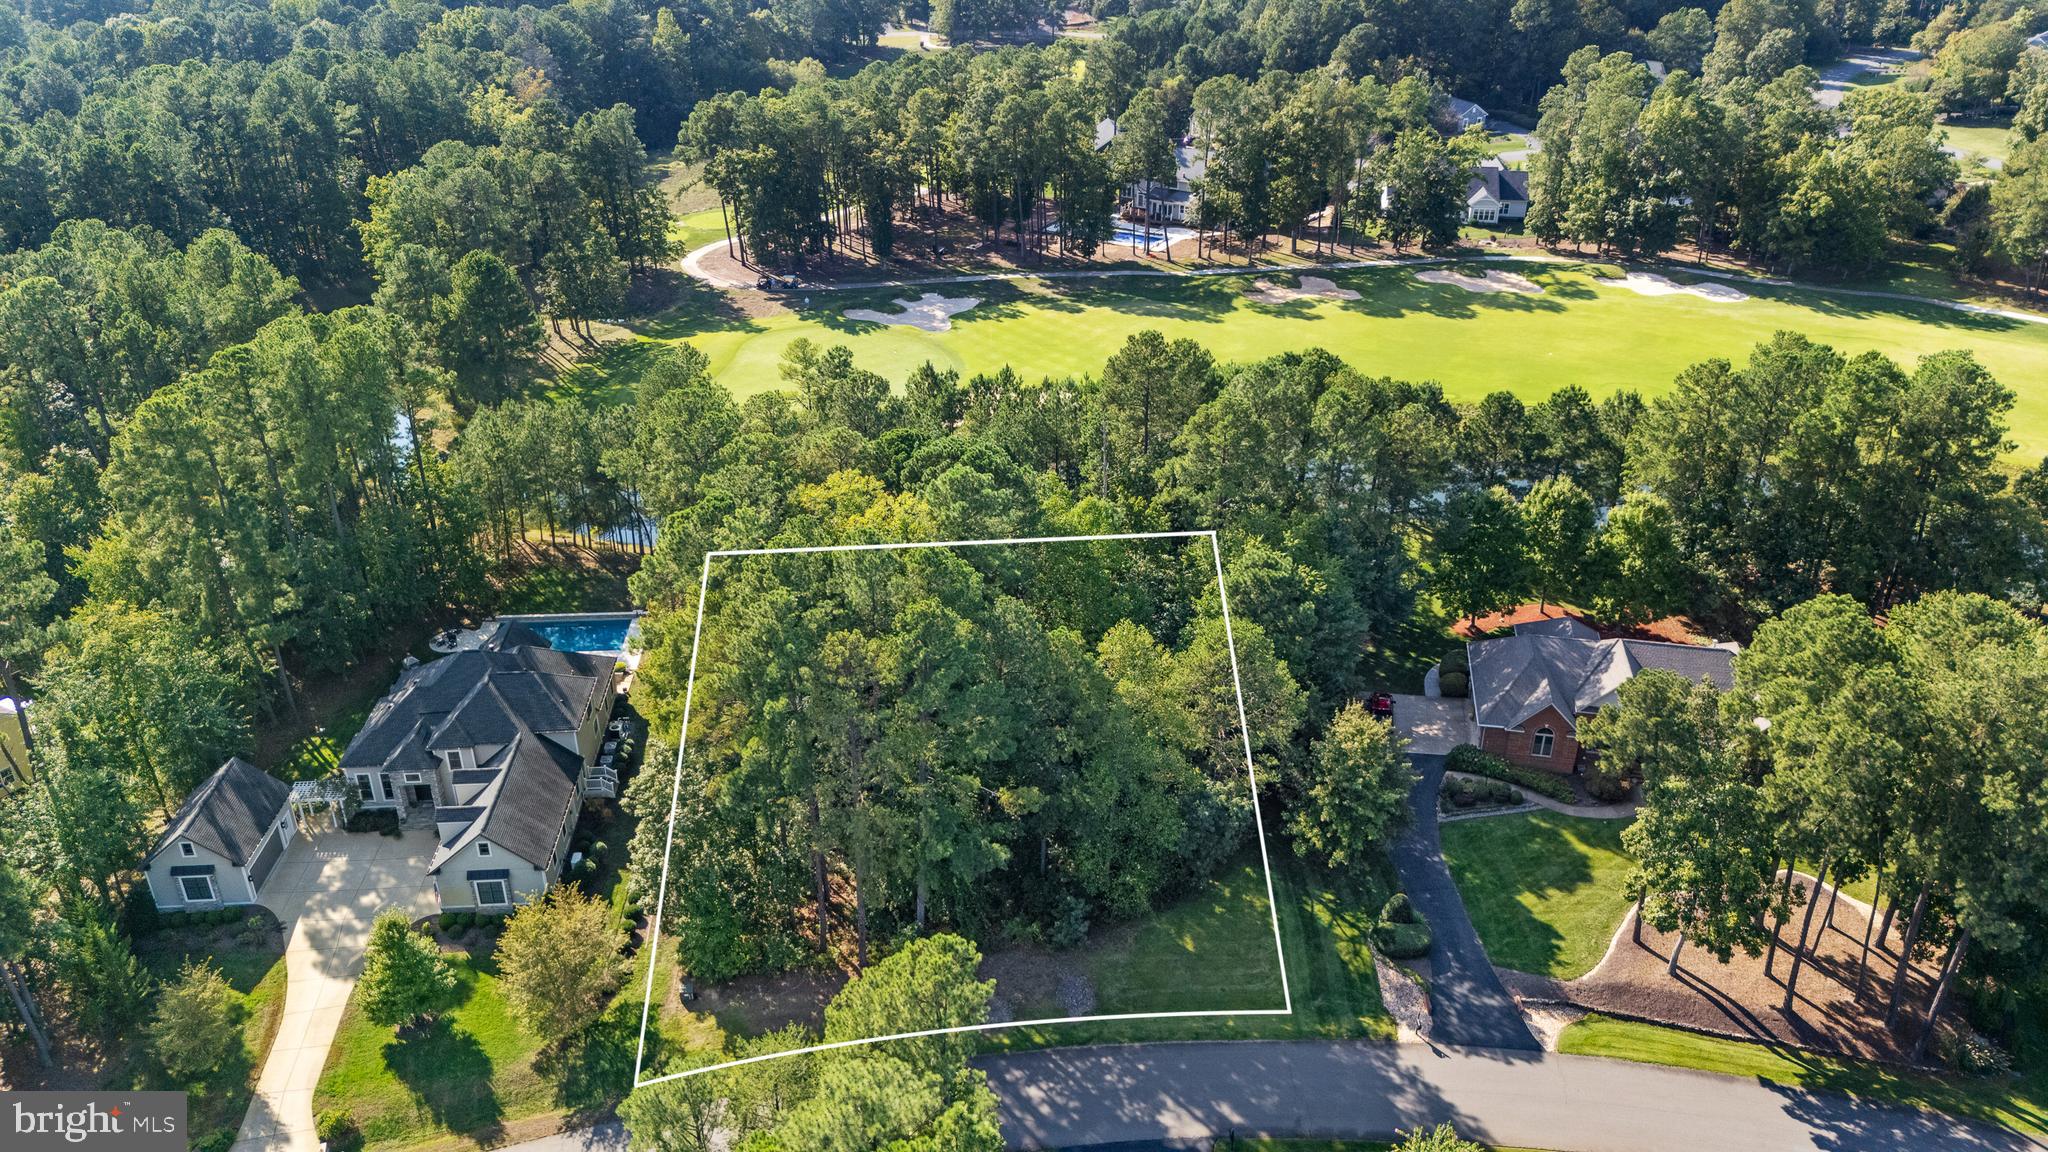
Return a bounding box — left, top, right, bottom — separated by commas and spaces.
631, 529, 1293, 1087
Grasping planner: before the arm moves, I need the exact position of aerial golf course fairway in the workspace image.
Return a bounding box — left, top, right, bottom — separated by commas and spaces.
611, 260, 2048, 460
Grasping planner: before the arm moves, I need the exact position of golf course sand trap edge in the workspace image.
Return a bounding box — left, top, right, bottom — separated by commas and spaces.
1597, 271, 1749, 302
843, 292, 981, 332
1245, 274, 1363, 303
1415, 268, 1544, 295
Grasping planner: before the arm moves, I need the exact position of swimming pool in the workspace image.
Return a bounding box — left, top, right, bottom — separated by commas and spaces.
521, 616, 636, 655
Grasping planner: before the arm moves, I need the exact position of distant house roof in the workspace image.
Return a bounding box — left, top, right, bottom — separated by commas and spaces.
1448, 97, 1488, 129
149, 758, 290, 867
1469, 634, 1737, 732
2030, 30, 2048, 49
1094, 117, 1118, 152
1468, 165, 1529, 206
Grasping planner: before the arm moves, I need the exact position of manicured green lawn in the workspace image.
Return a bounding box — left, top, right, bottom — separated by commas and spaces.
618, 261, 2048, 459
315, 936, 694, 1150
990, 855, 1396, 1049
1440, 812, 1636, 979
1558, 1013, 2048, 1140
1087, 858, 1289, 1014
1939, 118, 2015, 172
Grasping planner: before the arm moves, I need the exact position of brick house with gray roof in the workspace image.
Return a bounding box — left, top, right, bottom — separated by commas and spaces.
1468, 616, 1737, 772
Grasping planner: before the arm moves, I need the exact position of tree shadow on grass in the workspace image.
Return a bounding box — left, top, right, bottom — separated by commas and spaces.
1438, 813, 1602, 978
384, 1019, 501, 1143
537, 1012, 640, 1123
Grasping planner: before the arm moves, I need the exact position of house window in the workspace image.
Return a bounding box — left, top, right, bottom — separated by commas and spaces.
179, 874, 216, 903
179, 841, 196, 858
1532, 727, 1556, 758
473, 879, 509, 907
355, 774, 374, 800
405, 772, 422, 784
476, 841, 491, 858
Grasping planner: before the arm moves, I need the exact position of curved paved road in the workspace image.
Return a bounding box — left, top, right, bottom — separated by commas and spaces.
1392, 753, 1540, 1051
981, 1040, 2042, 1151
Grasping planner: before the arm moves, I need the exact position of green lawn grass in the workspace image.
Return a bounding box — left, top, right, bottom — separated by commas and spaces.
1558, 1013, 2048, 1140
616, 261, 2048, 459
129, 924, 289, 1148
1439, 812, 1636, 979
989, 855, 1396, 1049
315, 935, 693, 1150
1939, 118, 2015, 172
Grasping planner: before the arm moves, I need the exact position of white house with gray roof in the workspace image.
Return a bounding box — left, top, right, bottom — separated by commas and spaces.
1467, 616, 1737, 771
144, 758, 297, 910
338, 625, 618, 911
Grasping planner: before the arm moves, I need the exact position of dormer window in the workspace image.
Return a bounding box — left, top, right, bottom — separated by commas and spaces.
443, 750, 465, 772
477, 841, 491, 858
179, 841, 196, 858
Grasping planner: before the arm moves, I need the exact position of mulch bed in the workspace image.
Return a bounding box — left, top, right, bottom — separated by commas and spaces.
1503, 879, 1946, 1063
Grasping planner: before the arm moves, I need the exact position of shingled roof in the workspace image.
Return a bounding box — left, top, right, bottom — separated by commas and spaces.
339, 645, 609, 777
150, 758, 290, 867
1469, 634, 1736, 733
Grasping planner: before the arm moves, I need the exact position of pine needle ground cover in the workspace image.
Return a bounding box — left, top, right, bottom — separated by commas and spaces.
641, 533, 1300, 1073
611, 262, 2048, 459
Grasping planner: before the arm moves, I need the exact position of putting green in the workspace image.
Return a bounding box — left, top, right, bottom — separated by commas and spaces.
631, 262, 2048, 460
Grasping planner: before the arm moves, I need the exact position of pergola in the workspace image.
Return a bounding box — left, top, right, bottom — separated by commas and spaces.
289, 778, 353, 832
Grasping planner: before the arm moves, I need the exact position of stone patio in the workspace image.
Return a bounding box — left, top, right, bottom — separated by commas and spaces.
231, 827, 439, 1152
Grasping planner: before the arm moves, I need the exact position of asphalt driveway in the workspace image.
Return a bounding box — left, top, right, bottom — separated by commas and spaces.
1391, 753, 1540, 1051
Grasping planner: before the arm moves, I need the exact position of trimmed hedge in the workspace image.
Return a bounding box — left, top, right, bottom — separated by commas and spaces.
1374, 894, 1433, 958
1446, 745, 1576, 805
1438, 670, 1469, 697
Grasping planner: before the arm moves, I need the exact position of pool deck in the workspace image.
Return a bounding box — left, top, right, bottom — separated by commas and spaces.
429, 611, 645, 661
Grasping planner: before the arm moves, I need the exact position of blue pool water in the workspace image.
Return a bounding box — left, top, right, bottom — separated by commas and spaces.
524, 618, 634, 654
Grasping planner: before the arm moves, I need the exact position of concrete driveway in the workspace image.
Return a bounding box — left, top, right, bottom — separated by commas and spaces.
1391, 695, 1474, 756
231, 827, 440, 1152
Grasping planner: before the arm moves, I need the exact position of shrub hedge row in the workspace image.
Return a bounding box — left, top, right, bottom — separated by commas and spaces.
1446, 745, 1577, 805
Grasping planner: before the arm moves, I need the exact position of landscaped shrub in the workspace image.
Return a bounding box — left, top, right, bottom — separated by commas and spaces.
451, 911, 475, 930
316, 1108, 362, 1152
344, 808, 401, 836
1446, 745, 1576, 805
1438, 670, 1469, 697
159, 911, 189, 932
212, 908, 241, 926
1441, 646, 1470, 675
191, 1129, 235, 1152
1374, 897, 1433, 959
439, 912, 460, 931
1583, 758, 1633, 802
1448, 778, 1477, 807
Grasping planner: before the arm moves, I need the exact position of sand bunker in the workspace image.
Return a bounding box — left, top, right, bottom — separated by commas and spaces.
1245, 274, 1361, 304
842, 293, 980, 332
1415, 268, 1544, 295
1597, 271, 1749, 302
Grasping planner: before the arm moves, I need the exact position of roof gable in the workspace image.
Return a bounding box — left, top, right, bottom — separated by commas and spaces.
151, 758, 289, 867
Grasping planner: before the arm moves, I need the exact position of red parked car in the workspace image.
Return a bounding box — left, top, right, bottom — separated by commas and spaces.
1367, 692, 1395, 718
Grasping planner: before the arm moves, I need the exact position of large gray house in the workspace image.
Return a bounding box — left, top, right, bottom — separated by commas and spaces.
338, 624, 620, 911
144, 758, 297, 911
